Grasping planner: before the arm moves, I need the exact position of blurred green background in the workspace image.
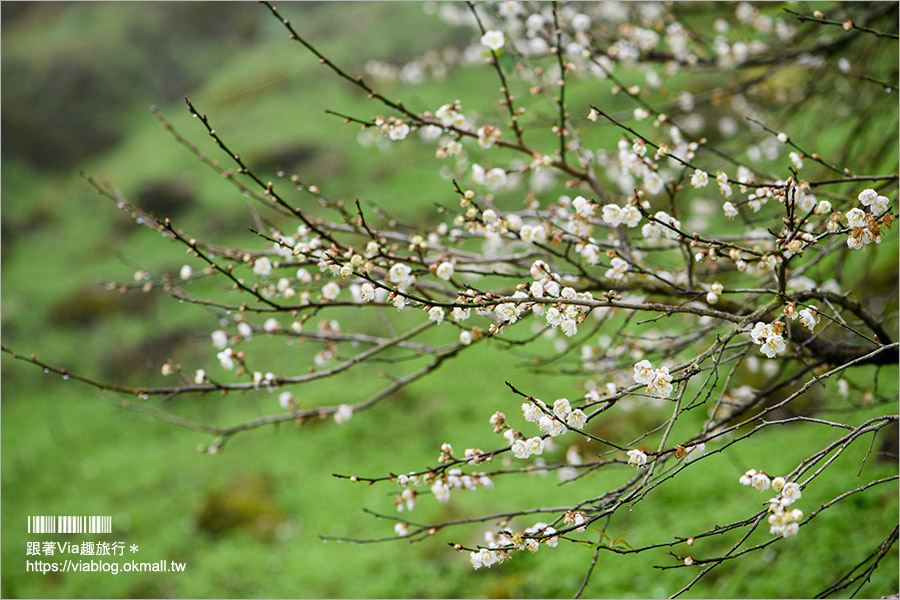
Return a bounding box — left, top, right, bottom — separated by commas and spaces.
2, 2, 897, 598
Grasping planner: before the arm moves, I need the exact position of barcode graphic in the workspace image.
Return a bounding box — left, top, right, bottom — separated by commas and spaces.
28, 516, 112, 534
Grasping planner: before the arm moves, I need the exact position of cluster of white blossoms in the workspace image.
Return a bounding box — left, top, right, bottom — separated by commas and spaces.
845, 188, 890, 250
471, 163, 508, 190
857, 188, 891, 214
515, 397, 586, 453
715, 171, 732, 198
706, 281, 724, 304
740, 469, 804, 538
722, 201, 739, 219
626, 448, 648, 467
393, 467, 493, 513
432, 468, 493, 504
60, 1, 900, 584
334, 403, 354, 424
217, 347, 236, 370
633, 359, 674, 398
476, 125, 501, 149
434, 101, 467, 130
510, 435, 545, 459
641, 210, 682, 241
783, 302, 820, 332
374, 115, 410, 141
605, 257, 630, 284
749, 321, 787, 359
601, 203, 642, 228
468, 545, 509, 570
469, 520, 559, 570
529, 264, 593, 337
690, 169, 709, 189
548, 397, 588, 431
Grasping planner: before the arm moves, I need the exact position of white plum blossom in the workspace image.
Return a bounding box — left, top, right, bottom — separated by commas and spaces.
217, 348, 235, 371
761, 334, 786, 359
377, 116, 410, 141
334, 404, 354, 424
798, 306, 819, 332
858, 188, 890, 214
553, 398, 571, 419
560, 317, 578, 337
751, 471, 771, 491
646, 367, 674, 398
644, 171, 665, 195
690, 169, 709, 188
749, 322, 787, 359
389, 263, 415, 289
253, 257, 272, 276
633, 359, 655, 384
564, 511, 588, 532
605, 257, 630, 283
633, 359, 674, 398
211, 330, 229, 349
621, 206, 642, 228
428, 306, 445, 324
545, 306, 562, 327
435, 261, 454, 280
769, 507, 803, 538
477, 125, 501, 149
322, 281, 340, 300
360, 283, 376, 302
539, 415, 566, 437
565, 409, 587, 430
739, 469, 757, 486
179, 264, 193, 280
526, 436, 545, 455
452, 306, 471, 321
431, 479, 451, 504
572, 196, 595, 218
494, 302, 518, 324
642, 222, 662, 240
522, 401, 543, 423
653, 211, 682, 239
815, 200, 832, 214
579, 243, 601, 265
602, 203, 624, 226
627, 449, 648, 467
684, 443, 706, 462
512, 439, 530, 459
481, 30, 505, 51
723, 201, 739, 218
716, 171, 733, 198
780, 481, 802, 505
